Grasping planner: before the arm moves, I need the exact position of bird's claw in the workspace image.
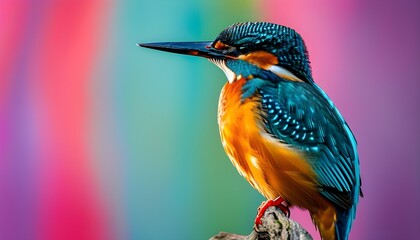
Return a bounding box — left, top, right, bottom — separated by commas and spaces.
253, 196, 290, 231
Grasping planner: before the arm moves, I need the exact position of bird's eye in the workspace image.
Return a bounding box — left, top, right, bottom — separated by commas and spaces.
238, 46, 248, 54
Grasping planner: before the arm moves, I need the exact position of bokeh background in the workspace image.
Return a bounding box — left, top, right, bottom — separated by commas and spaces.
1, 0, 419, 239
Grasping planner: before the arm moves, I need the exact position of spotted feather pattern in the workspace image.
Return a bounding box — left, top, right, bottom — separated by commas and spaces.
254, 79, 359, 210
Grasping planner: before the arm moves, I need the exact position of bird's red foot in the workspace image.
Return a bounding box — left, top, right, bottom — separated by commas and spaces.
254, 196, 290, 230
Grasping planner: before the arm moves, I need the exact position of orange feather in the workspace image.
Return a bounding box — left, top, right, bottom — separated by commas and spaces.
238, 51, 278, 70
218, 77, 337, 239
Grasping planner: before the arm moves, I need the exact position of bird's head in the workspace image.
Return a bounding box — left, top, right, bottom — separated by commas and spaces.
140, 22, 313, 84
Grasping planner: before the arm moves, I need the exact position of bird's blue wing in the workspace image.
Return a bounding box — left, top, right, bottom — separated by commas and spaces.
256, 80, 360, 209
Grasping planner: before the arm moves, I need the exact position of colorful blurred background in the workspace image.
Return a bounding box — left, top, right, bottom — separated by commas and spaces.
1, 0, 419, 239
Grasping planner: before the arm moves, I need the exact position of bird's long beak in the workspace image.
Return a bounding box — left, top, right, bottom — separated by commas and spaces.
138, 41, 230, 59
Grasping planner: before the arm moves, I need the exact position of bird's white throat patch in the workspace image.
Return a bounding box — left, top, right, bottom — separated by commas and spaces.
209, 58, 236, 84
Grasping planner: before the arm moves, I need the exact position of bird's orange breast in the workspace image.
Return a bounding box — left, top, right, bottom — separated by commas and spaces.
218, 77, 337, 239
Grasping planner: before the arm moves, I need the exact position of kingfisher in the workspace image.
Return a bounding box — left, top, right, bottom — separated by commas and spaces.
139, 22, 361, 240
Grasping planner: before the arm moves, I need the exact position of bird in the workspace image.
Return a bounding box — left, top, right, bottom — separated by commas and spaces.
139, 22, 362, 240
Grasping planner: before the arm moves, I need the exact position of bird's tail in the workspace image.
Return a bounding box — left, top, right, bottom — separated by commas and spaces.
312, 204, 357, 240
334, 206, 356, 240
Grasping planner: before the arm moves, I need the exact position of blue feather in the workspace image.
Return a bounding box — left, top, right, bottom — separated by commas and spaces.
255, 79, 361, 239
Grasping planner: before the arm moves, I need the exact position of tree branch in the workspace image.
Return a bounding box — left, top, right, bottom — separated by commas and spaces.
210, 206, 313, 240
